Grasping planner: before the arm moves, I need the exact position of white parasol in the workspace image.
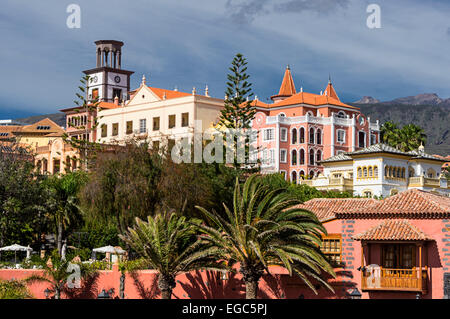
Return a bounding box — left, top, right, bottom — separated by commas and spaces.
0, 244, 33, 264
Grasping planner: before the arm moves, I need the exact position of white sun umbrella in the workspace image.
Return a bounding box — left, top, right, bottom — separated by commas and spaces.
0, 244, 33, 264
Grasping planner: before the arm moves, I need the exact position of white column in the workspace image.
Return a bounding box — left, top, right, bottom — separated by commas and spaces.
276, 121, 280, 173
351, 114, 356, 151
330, 113, 335, 156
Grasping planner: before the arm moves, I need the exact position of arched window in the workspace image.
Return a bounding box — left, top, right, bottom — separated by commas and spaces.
309, 128, 315, 144
316, 129, 322, 145
36, 160, 42, 173
364, 190, 372, 198
358, 167, 362, 178
309, 149, 315, 166
396, 168, 401, 178
306, 111, 314, 117
316, 150, 322, 163
291, 149, 297, 165
291, 171, 297, 184
309, 170, 315, 179
388, 167, 392, 177
292, 128, 297, 144
363, 167, 368, 178
384, 166, 388, 177
299, 149, 305, 165
409, 167, 415, 177
368, 166, 373, 177
427, 168, 436, 178
299, 170, 305, 180
374, 166, 378, 177
337, 111, 346, 118
299, 127, 305, 143
279, 113, 286, 117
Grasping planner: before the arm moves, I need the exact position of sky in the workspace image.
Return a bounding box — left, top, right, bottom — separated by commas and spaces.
1, 0, 450, 118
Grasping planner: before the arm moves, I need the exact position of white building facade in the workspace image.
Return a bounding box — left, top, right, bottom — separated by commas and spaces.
302, 144, 449, 198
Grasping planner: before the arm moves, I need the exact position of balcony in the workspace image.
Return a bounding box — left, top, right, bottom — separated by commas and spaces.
300, 176, 353, 191
408, 176, 447, 189
361, 267, 427, 293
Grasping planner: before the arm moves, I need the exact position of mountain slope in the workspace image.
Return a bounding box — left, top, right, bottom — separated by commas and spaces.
351, 103, 450, 156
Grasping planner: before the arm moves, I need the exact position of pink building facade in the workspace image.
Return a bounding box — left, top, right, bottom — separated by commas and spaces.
252, 67, 380, 181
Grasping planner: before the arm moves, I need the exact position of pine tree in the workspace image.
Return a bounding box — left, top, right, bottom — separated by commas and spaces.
218, 54, 257, 167
219, 53, 255, 129
62, 75, 102, 170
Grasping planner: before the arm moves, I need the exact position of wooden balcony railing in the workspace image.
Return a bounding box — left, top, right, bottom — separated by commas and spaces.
361, 266, 427, 293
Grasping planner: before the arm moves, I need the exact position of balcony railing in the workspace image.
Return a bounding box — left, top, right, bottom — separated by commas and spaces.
408, 176, 445, 188
361, 267, 427, 292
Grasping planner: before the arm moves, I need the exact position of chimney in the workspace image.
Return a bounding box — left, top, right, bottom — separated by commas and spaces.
114, 96, 119, 106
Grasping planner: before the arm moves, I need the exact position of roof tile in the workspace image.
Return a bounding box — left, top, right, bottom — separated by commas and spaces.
352, 219, 433, 241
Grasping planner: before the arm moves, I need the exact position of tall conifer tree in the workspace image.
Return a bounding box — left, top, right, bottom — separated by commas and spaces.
218, 54, 257, 167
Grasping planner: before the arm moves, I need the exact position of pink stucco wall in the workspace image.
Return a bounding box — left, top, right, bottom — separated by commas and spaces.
0, 265, 350, 299
323, 217, 449, 299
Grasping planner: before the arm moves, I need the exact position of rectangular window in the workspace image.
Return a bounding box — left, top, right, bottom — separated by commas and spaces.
113, 88, 122, 102
263, 128, 275, 141
337, 130, 345, 143
280, 128, 287, 142
280, 149, 287, 163
101, 124, 107, 138
92, 88, 99, 100
371, 134, 377, 145
152, 140, 160, 150
168, 139, 175, 152
181, 112, 189, 127
112, 123, 119, 136
359, 131, 366, 148
270, 149, 275, 164
153, 117, 160, 131
126, 121, 133, 134
139, 119, 147, 133
382, 244, 416, 269
320, 234, 342, 266
169, 115, 176, 129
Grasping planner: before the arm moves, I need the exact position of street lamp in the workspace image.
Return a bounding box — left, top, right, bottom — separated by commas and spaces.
348, 288, 362, 299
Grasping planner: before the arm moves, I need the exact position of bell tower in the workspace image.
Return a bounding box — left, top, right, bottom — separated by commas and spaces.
83, 40, 134, 103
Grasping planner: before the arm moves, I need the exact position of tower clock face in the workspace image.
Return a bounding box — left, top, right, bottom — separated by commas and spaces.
114, 76, 121, 83
90, 76, 98, 83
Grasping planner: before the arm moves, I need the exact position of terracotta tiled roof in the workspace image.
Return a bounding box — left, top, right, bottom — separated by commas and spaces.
0, 125, 22, 139
337, 189, 450, 219
15, 118, 64, 135
271, 66, 296, 99
98, 102, 121, 109
270, 91, 358, 109
323, 81, 339, 100
148, 86, 191, 100
297, 198, 378, 222
249, 99, 271, 108
352, 219, 433, 241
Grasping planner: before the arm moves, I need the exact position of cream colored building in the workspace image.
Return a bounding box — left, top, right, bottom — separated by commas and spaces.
301, 143, 449, 198
96, 76, 224, 148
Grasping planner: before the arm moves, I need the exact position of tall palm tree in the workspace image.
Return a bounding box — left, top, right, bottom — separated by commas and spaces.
380, 121, 400, 146
43, 172, 87, 255
195, 174, 335, 299
396, 124, 427, 152
25, 252, 96, 299
119, 212, 225, 299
